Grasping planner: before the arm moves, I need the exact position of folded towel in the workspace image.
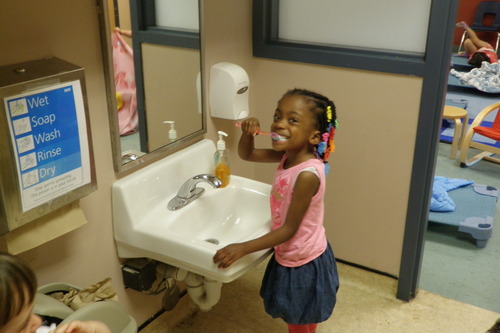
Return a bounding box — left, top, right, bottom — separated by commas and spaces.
430, 176, 473, 212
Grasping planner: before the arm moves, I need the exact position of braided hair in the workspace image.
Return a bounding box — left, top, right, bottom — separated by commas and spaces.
280, 89, 338, 174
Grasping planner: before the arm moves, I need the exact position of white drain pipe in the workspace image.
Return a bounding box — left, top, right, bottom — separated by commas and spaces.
182, 271, 222, 311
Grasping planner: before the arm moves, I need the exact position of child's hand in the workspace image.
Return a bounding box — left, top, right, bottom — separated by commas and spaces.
240, 118, 261, 137
53, 321, 111, 333
213, 243, 247, 268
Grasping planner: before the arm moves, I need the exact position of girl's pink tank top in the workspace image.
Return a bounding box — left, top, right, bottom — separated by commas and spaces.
270, 156, 327, 267
471, 45, 499, 64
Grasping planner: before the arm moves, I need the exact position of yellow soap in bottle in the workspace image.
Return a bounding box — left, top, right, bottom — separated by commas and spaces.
214, 131, 230, 188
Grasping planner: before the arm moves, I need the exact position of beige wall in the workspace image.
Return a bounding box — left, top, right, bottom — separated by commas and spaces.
0, 0, 424, 326
143, 45, 202, 151
205, 0, 423, 276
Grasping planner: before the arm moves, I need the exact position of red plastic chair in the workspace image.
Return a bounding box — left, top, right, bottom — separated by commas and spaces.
460, 102, 500, 167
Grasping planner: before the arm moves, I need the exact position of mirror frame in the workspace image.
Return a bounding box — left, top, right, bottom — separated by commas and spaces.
97, 0, 206, 174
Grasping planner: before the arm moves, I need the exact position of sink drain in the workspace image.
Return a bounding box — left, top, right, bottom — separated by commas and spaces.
205, 238, 219, 245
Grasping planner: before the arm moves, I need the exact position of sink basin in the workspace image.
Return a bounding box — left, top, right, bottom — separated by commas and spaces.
168, 180, 270, 246
112, 139, 272, 283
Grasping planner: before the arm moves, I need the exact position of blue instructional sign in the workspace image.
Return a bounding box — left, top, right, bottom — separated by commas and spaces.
4, 81, 91, 212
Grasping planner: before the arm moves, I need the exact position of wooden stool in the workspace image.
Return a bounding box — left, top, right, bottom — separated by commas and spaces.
443, 105, 468, 159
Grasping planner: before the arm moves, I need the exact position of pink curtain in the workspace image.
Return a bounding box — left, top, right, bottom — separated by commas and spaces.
112, 31, 138, 135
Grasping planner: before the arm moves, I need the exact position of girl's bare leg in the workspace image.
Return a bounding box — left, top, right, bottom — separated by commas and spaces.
463, 38, 478, 54
457, 22, 490, 52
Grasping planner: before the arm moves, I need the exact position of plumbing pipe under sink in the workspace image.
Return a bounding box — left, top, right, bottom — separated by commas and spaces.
181, 270, 222, 311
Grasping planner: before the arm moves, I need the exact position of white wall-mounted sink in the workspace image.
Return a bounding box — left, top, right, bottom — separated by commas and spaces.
112, 139, 272, 283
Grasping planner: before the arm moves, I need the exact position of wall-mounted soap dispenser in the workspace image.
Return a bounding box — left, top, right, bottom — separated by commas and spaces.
209, 62, 249, 120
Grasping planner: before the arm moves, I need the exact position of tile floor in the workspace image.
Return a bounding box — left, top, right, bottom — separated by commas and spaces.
141, 256, 499, 332
421, 143, 500, 313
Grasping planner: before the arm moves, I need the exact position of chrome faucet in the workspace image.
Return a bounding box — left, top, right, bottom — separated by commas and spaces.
167, 174, 222, 210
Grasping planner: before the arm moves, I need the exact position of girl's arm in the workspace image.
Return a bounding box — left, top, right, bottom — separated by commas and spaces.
114, 27, 132, 38
238, 118, 283, 163
213, 171, 319, 268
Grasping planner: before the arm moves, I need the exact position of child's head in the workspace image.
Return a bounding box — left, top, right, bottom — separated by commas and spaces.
469, 52, 490, 68
278, 89, 337, 172
0, 252, 41, 333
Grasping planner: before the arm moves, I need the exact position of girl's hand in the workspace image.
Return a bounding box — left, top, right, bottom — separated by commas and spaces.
213, 243, 247, 268
53, 321, 111, 333
114, 27, 132, 37
240, 118, 261, 137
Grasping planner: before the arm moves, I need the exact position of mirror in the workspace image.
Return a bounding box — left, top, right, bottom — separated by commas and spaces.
98, 0, 205, 173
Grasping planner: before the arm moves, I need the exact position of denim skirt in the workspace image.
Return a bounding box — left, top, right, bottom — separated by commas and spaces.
259, 243, 340, 325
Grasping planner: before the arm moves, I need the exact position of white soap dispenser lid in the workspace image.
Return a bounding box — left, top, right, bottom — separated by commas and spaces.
217, 131, 228, 150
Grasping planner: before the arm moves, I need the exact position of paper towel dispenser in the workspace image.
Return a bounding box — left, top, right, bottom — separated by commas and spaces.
0, 57, 96, 234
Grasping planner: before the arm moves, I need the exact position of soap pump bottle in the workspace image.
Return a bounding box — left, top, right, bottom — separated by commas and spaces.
163, 121, 177, 143
214, 131, 230, 188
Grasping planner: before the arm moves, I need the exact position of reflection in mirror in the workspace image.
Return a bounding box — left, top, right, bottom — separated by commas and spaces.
142, 43, 202, 151
100, 0, 204, 173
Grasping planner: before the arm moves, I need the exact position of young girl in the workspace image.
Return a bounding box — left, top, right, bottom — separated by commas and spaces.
213, 89, 340, 333
0, 252, 110, 333
456, 21, 498, 68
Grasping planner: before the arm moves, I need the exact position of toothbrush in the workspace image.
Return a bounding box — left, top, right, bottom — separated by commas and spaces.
235, 121, 271, 135
235, 122, 285, 141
